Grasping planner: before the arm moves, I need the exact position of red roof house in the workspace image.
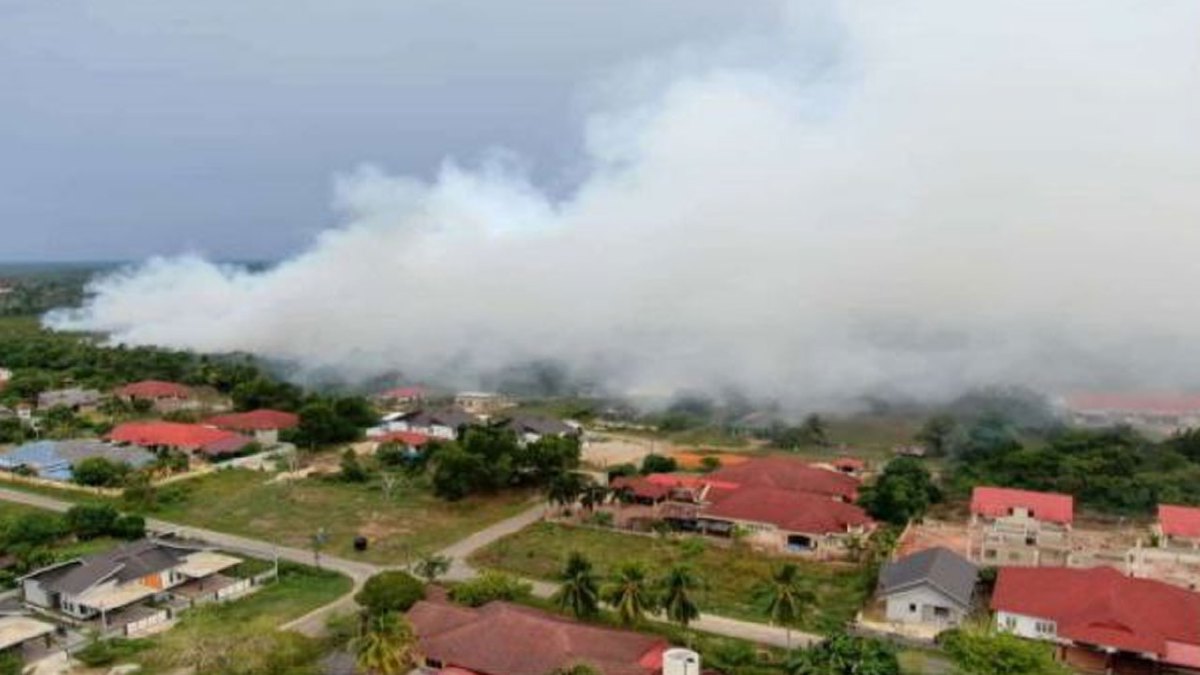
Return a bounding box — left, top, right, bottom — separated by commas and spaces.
1158, 504, 1200, 541
115, 380, 192, 400
408, 599, 667, 675
205, 409, 299, 432
373, 430, 432, 448
703, 486, 874, 537
992, 566, 1200, 670
108, 422, 253, 458
970, 486, 1074, 525
707, 456, 861, 501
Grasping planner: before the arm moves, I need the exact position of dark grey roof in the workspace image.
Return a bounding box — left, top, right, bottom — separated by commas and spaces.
404, 408, 476, 429
505, 416, 573, 437
36, 388, 103, 410
37, 539, 193, 596
879, 547, 978, 607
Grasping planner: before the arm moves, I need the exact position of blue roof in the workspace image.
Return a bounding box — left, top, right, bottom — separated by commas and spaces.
0, 440, 155, 482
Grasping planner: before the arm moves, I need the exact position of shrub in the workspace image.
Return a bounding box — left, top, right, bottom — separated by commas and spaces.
65, 504, 120, 540
74, 638, 151, 667
699, 456, 722, 473
339, 448, 369, 483
71, 457, 131, 487
354, 571, 426, 616
586, 511, 614, 528
449, 572, 533, 607
640, 454, 677, 475
113, 514, 146, 540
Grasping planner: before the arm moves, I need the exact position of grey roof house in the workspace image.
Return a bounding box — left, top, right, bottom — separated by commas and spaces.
36, 388, 103, 411
878, 547, 978, 628
504, 415, 575, 442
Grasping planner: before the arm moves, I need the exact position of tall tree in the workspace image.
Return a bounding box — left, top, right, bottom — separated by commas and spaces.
601, 562, 657, 626
755, 563, 815, 648
658, 565, 701, 635
915, 414, 958, 457
553, 552, 600, 619
353, 613, 418, 675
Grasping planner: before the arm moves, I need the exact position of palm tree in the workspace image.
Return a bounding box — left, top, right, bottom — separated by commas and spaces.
579, 484, 609, 512
659, 564, 701, 639
553, 552, 600, 619
353, 613, 417, 675
601, 562, 657, 626
755, 563, 816, 649
413, 553, 452, 584
546, 472, 585, 513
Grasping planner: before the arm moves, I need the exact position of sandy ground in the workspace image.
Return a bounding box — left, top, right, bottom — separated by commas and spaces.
581, 433, 663, 469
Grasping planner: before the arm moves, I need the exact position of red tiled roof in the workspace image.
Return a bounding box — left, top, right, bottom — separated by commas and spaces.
115, 380, 192, 399
378, 386, 424, 399
375, 430, 432, 447
703, 485, 874, 535
409, 600, 667, 675
1065, 392, 1200, 415
991, 566, 1200, 668
108, 422, 252, 456
205, 409, 299, 432
1159, 504, 1200, 539
707, 456, 861, 500
610, 476, 672, 500
970, 486, 1074, 525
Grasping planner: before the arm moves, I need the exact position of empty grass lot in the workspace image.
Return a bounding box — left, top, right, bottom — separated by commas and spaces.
470, 522, 873, 632
146, 469, 536, 564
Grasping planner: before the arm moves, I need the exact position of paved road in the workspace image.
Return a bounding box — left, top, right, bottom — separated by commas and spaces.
0, 487, 819, 649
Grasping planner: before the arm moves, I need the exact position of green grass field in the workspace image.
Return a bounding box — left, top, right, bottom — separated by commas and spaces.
144, 468, 535, 564
470, 522, 873, 631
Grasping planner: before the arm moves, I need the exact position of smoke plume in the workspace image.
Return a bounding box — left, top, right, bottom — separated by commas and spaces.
48, 1, 1200, 407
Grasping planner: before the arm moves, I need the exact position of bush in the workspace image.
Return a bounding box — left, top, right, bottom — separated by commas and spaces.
699, 456, 722, 473
65, 504, 120, 540
586, 511, 614, 528
2, 511, 66, 548
71, 457, 131, 487
608, 463, 638, 479
640, 454, 677, 475
449, 571, 533, 607
113, 514, 146, 540
354, 571, 426, 616
339, 448, 369, 483
74, 638, 151, 667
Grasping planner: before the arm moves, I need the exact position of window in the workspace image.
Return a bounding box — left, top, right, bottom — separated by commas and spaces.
909, 603, 917, 613
1002, 615, 1017, 630
1035, 620, 1056, 636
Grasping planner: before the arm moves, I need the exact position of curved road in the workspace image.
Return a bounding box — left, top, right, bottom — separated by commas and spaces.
0, 488, 814, 648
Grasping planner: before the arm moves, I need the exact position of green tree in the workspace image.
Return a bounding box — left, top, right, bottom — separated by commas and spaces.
413, 553, 452, 584
787, 632, 900, 675
449, 571, 532, 607
658, 565, 701, 634
65, 504, 119, 540
354, 571, 426, 617
940, 627, 1069, 675
915, 414, 958, 457
858, 456, 941, 525
639, 454, 677, 475
553, 552, 600, 620
799, 414, 829, 447
755, 563, 815, 648
71, 457, 131, 487
339, 448, 370, 483
353, 613, 417, 675
431, 445, 489, 501
546, 472, 587, 510
601, 562, 657, 626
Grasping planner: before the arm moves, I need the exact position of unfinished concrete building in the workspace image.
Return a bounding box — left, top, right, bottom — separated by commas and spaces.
968, 486, 1074, 567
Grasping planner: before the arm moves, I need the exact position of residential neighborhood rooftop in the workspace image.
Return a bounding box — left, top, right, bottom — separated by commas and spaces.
204, 408, 299, 432
108, 421, 253, 456
0, 440, 155, 481
970, 486, 1074, 525
1158, 504, 1200, 539
879, 547, 978, 608
707, 456, 861, 501
115, 380, 192, 399
704, 485, 873, 535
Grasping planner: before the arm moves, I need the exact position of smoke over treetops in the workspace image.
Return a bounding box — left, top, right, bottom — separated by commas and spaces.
47, 1, 1200, 406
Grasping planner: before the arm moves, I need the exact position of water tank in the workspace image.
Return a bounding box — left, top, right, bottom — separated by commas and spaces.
662, 648, 701, 675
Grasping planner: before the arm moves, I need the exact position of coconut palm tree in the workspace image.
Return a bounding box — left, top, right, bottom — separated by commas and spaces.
755, 563, 816, 649
553, 552, 600, 619
353, 613, 417, 675
658, 564, 701, 639
601, 562, 657, 626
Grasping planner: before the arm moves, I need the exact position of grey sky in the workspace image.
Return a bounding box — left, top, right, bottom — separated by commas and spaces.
1, 1, 778, 261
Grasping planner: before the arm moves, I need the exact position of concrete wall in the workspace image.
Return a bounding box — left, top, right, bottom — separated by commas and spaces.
884, 585, 968, 626
996, 611, 1057, 640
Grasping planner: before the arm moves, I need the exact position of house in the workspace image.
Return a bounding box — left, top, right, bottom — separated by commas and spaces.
408, 598, 668, 675
0, 615, 56, 662
115, 380, 195, 412
0, 440, 155, 482
375, 409, 477, 441
969, 486, 1073, 566
21, 539, 245, 635
36, 387, 103, 413
371, 430, 432, 457
503, 415, 576, 444
0, 405, 14, 420
15, 404, 32, 422
699, 485, 875, 555
204, 409, 299, 446
878, 547, 977, 629
707, 456, 862, 502
373, 386, 424, 408
1156, 504, 1200, 550
453, 392, 515, 416
992, 566, 1200, 674
108, 422, 255, 460
1061, 392, 1200, 435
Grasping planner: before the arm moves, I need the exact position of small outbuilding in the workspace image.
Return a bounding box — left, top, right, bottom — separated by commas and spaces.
878, 546, 977, 629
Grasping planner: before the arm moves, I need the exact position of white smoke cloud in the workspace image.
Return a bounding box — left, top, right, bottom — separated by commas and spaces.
48, 0, 1200, 406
